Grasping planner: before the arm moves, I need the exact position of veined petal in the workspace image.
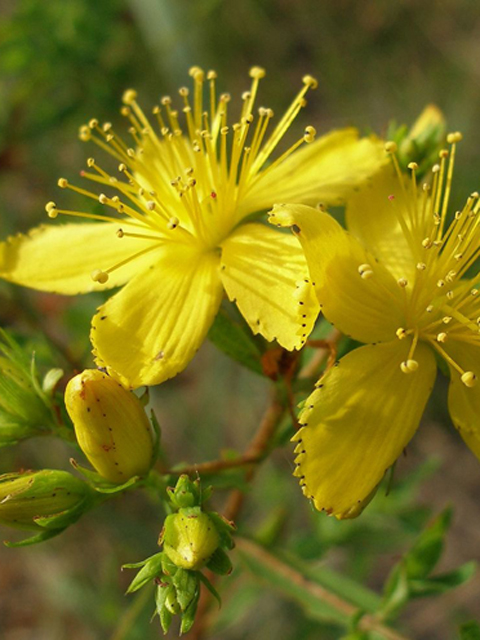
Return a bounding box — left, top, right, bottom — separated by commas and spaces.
346, 167, 417, 281
293, 340, 436, 518
445, 340, 480, 459
0, 223, 158, 294
219, 223, 319, 350
91, 246, 223, 388
239, 129, 386, 219
269, 204, 405, 343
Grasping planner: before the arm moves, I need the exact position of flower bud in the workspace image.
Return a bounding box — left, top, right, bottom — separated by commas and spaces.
0, 330, 55, 446
163, 508, 220, 571
65, 369, 154, 483
0, 470, 92, 531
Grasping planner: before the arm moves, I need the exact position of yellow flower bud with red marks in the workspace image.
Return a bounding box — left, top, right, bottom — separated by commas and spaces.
65, 369, 154, 483
163, 508, 220, 571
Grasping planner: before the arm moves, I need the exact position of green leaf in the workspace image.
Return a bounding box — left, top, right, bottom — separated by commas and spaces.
208, 305, 263, 375
459, 621, 480, 640
404, 508, 452, 579
409, 561, 476, 597
4, 527, 65, 547
198, 572, 222, 608
124, 552, 164, 594
379, 563, 410, 620
172, 568, 198, 611
206, 547, 233, 575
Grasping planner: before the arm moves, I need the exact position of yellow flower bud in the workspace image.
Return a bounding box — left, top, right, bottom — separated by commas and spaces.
0, 470, 91, 531
65, 369, 154, 484
163, 509, 220, 571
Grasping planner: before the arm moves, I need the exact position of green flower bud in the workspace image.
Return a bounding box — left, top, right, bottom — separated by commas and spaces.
65, 369, 154, 483
163, 507, 220, 571
0, 330, 54, 447
0, 469, 92, 531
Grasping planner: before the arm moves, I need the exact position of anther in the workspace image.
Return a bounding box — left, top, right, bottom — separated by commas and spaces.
122, 89, 138, 105
45, 202, 57, 218
91, 269, 109, 284
437, 279, 445, 288
178, 87, 189, 97
397, 278, 408, 288
302, 75, 318, 89
443, 316, 452, 324
167, 217, 179, 230
439, 149, 449, 159
416, 262, 426, 270
146, 201, 156, 211
303, 126, 316, 143
385, 141, 397, 154
396, 328, 407, 340
432, 164, 440, 173
358, 264, 373, 279
437, 332, 447, 343
87, 158, 95, 167
461, 371, 477, 388
207, 70, 217, 80
57, 178, 68, 188
426, 305, 434, 313
446, 291, 454, 300
400, 360, 419, 374
422, 238, 432, 249
116, 229, 124, 238
99, 194, 109, 205
249, 66, 266, 79
88, 118, 99, 129
471, 289, 479, 297
408, 161, 419, 171
447, 132, 463, 144
79, 126, 91, 141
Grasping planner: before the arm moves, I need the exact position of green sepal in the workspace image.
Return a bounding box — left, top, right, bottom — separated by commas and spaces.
158, 605, 172, 635
33, 498, 90, 530
42, 368, 64, 395
123, 552, 164, 593
198, 572, 221, 608
180, 586, 201, 635
207, 547, 233, 575
4, 527, 65, 548
172, 568, 198, 611
70, 458, 140, 493
206, 511, 236, 549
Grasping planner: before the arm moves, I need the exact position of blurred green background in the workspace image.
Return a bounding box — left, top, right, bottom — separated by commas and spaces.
1, 1, 480, 639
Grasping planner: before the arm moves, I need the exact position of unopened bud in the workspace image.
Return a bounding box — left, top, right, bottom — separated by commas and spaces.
65, 369, 154, 483
163, 509, 220, 571
0, 470, 92, 531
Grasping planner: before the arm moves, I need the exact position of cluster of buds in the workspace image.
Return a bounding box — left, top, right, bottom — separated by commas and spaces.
0, 469, 95, 545
124, 475, 235, 635
387, 104, 446, 177
0, 329, 61, 447
65, 369, 155, 484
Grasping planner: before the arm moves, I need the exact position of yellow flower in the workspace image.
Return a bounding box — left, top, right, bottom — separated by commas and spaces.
269, 133, 480, 518
0, 67, 384, 387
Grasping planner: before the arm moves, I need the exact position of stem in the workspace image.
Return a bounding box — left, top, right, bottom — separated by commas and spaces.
167, 454, 261, 476
235, 538, 412, 640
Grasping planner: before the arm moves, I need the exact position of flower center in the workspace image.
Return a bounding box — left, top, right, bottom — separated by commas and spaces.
387, 135, 480, 387
46, 67, 318, 284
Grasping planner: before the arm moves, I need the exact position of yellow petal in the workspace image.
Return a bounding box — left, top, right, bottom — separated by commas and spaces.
445, 340, 480, 459
293, 340, 436, 518
0, 223, 158, 294
220, 223, 319, 350
239, 129, 387, 218
408, 104, 445, 140
91, 246, 223, 388
345, 167, 417, 281
269, 204, 405, 343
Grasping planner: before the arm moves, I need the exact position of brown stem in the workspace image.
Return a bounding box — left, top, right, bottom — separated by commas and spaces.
299, 328, 341, 379
166, 454, 260, 477
235, 538, 412, 640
